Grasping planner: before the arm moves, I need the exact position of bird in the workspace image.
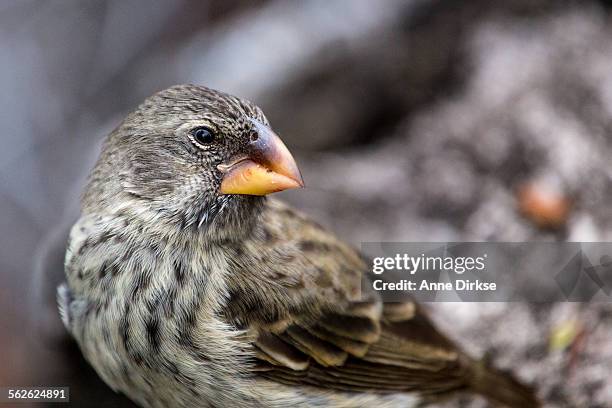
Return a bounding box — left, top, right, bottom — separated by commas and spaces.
58, 84, 539, 408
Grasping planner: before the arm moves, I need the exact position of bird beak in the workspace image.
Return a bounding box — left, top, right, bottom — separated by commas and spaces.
218, 119, 304, 196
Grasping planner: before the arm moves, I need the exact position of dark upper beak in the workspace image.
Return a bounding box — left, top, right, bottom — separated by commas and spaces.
218, 119, 304, 196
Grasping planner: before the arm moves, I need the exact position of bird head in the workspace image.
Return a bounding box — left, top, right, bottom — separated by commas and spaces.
84, 85, 303, 231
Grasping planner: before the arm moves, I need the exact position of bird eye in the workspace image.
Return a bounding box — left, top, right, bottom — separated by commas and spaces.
191, 127, 215, 146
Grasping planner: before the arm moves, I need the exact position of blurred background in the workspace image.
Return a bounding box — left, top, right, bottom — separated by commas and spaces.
2, 0, 612, 406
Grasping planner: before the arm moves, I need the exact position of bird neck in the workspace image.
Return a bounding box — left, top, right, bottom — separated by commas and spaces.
196, 194, 267, 243
82, 189, 266, 245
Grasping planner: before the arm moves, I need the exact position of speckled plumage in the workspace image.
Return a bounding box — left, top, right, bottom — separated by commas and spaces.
59, 85, 538, 408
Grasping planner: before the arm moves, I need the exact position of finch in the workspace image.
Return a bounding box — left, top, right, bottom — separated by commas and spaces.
58, 85, 538, 407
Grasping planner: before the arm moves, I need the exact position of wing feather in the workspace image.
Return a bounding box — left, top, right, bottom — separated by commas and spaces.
224, 199, 471, 395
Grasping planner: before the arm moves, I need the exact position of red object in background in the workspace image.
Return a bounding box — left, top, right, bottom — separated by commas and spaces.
517, 183, 572, 230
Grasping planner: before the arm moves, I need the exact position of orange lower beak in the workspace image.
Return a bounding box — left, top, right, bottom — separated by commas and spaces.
218, 119, 304, 196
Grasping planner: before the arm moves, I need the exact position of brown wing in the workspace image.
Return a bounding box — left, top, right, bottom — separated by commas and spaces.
252, 304, 471, 396
222, 199, 472, 397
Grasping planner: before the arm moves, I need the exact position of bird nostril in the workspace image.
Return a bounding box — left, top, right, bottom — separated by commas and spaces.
250, 133, 259, 142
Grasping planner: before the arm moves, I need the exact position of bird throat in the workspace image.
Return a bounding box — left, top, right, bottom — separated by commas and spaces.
195, 195, 266, 239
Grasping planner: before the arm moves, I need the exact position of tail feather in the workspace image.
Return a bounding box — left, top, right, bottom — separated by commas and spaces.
469, 359, 540, 408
